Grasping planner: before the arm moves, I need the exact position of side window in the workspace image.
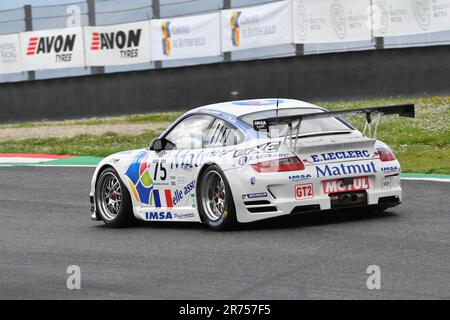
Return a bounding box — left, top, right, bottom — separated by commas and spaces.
164, 115, 213, 150
203, 119, 242, 148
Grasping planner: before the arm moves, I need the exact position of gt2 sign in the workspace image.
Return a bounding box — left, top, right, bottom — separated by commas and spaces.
295, 183, 314, 200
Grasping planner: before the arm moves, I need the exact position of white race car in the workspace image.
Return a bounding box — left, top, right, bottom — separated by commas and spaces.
90, 99, 414, 230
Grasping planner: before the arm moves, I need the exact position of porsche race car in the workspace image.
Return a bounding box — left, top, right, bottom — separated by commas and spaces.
90, 99, 414, 230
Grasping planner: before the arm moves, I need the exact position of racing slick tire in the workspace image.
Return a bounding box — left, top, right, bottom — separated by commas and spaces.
198, 165, 237, 230
95, 167, 136, 228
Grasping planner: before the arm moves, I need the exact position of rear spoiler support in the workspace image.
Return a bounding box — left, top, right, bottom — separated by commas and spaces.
253, 104, 415, 148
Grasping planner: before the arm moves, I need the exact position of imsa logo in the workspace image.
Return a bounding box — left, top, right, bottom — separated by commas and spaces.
145, 211, 173, 220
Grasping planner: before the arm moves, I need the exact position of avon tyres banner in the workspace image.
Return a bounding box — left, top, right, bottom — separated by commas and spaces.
293, 0, 372, 43
151, 12, 220, 61
372, 0, 450, 37
0, 34, 22, 74
221, 0, 293, 52
84, 21, 151, 66
20, 27, 85, 71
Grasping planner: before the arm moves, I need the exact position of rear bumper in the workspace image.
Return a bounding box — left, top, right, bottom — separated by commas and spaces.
227, 163, 402, 223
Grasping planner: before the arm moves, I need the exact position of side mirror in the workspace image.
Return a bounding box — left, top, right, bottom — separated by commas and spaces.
150, 138, 175, 152
150, 138, 163, 152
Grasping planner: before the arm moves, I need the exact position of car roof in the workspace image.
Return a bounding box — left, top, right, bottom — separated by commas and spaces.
191, 98, 321, 118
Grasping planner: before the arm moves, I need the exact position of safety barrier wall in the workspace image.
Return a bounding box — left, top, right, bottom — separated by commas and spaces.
1, 44, 449, 122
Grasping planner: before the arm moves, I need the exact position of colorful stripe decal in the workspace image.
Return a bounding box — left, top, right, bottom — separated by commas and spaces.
128, 179, 140, 203
164, 189, 173, 208
153, 190, 161, 207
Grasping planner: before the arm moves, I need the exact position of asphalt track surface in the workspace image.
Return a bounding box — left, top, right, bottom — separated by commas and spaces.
0, 167, 449, 300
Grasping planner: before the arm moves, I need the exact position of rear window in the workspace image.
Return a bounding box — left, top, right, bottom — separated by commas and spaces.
239, 107, 353, 138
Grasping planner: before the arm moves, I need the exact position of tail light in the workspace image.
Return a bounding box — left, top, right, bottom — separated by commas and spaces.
251, 156, 305, 173
377, 147, 396, 162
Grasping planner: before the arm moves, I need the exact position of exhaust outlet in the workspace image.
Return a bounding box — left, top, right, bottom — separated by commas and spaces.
329, 191, 368, 208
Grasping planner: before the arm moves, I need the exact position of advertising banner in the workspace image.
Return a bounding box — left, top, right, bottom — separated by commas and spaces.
372, 0, 450, 37
151, 12, 221, 60
221, 0, 293, 52
0, 34, 22, 74
293, 0, 372, 43
84, 21, 151, 66
20, 27, 85, 71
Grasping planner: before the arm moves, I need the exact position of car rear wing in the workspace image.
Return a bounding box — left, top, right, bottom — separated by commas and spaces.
253, 104, 415, 149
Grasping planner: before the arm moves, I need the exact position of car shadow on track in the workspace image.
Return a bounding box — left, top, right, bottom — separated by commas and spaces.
95, 209, 398, 232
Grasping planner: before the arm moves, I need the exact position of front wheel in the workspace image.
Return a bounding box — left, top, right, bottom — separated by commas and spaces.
95, 167, 136, 227
198, 165, 237, 230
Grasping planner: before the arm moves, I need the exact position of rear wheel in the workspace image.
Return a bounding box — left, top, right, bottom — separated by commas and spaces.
198, 165, 237, 230
95, 167, 135, 227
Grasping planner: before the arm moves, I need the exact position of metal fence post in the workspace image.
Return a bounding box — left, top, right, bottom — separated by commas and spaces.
24, 5, 35, 81
152, 0, 162, 69
87, 0, 104, 74
374, 37, 384, 50
223, 0, 231, 62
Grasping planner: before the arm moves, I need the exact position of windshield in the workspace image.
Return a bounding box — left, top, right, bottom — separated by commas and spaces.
239, 107, 354, 138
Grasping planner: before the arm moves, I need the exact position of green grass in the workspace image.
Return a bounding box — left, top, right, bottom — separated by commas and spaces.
319, 96, 450, 174
0, 131, 159, 157
0, 112, 183, 129
0, 96, 449, 173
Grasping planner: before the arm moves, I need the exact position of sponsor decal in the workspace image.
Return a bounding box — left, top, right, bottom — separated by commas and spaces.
125, 151, 153, 204
381, 165, 399, 174
289, 173, 312, 181
247, 152, 292, 162
323, 177, 370, 194
145, 211, 173, 220
183, 179, 196, 195
381, 177, 391, 190
237, 155, 248, 166
191, 193, 196, 208
295, 1, 308, 41
242, 192, 267, 200
330, 0, 347, 39
230, 11, 242, 47
316, 161, 377, 178
90, 28, 142, 58
295, 183, 314, 200
372, 0, 389, 34
233, 142, 281, 157
26, 34, 76, 55
0, 42, 18, 64
412, 0, 431, 31
310, 150, 371, 163
170, 149, 234, 170
26, 34, 76, 62
253, 120, 268, 130
172, 189, 183, 206
161, 21, 171, 56
174, 212, 195, 220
